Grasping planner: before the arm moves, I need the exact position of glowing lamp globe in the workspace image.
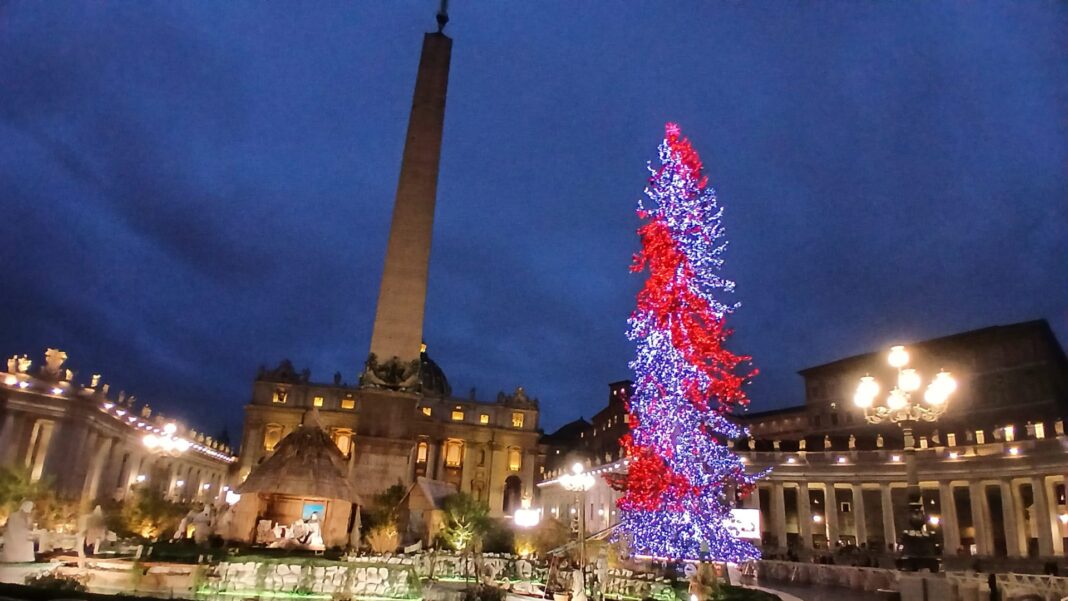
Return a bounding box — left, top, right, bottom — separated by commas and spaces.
143, 434, 159, 449
933, 371, 957, 395
923, 386, 947, 405
888, 345, 909, 369
887, 389, 908, 411
897, 368, 921, 393
856, 376, 879, 401
853, 391, 873, 409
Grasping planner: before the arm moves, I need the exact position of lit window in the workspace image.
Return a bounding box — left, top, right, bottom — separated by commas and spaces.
341, 397, 355, 410
1004, 425, 1015, 442
1035, 422, 1046, 439
312, 396, 324, 407
416, 441, 428, 463
451, 410, 464, 421
480, 414, 490, 425
264, 424, 284, 451
272, 388, 288, 404
975, 430, 985, 445
512, 412, 524, 428
422, 407, 432, 416
332, 428, 353, 457
444, 439, 463, 468
508, 447, 522, 471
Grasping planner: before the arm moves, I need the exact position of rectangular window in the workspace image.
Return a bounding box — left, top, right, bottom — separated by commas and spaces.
508, 448, 522, 471
445, 440, 463, 467
480, 414, 490, 425
1004, 425, 1015, 441
451, 410, 464, 421
312, 396, 324, 407
272, 388, 288, 404
416, 441, 428, 463
976, 430, 985, 445
341, 397, 355, 410
422, 407, 432, 416
1035, 422, 1046, 439
840, 501, 852, 513
512, 412, 524, 428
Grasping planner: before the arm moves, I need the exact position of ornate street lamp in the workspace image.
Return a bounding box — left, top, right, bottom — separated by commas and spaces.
142, 422, 192, 456
854, 345, 956, 571
560, 463, 595, 590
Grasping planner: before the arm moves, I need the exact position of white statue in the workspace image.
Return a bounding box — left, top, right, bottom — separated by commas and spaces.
77, 505, 107, 567
1, 501, 36, 563
6, 356, 15, 373
299, 512, 323, 548
16, 355, 31, 374
172, 508, 197, 541
191, 506, 213, 545
570, 568, 587, 601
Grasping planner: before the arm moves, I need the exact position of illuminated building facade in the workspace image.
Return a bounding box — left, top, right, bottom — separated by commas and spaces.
539, 320, 1068, 559
0, 349, 234, 505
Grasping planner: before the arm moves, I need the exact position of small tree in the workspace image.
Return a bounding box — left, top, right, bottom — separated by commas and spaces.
121, 485, 189, 540
366, 523, 400, 554
440, 493, 489, 553
0, 467, 76, 531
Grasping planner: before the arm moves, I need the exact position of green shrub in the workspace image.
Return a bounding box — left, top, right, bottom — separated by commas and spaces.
24, 572, 88, 592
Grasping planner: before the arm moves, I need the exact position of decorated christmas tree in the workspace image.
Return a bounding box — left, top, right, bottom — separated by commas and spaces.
614, 123, 767, 561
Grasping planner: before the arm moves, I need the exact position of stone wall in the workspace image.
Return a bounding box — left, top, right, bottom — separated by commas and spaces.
203, 557, 420, 598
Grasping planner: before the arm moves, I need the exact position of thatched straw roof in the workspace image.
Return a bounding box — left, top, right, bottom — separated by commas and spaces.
237, 409, 362, 504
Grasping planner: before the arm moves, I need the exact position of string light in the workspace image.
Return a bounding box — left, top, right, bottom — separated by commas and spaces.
614, 124, 768, 562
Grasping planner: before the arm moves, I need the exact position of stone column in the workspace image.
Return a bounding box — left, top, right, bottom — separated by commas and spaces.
1031, 476, 1055, 556
744, 486, 761, 511
458, 444, 473, 493
825, 484, 840, 547
852, 483, 868, 547
880, 483, 897, 550
0, 412, 19, 467
999, 479, 1023, 557
797, 482, 813, 549
82, 436, 114, 506
969, 480, 992, 555
425, 442, 439, 480
1044, 478, 1064, 554
771, 481, 787, 550
939, 481, 961, 555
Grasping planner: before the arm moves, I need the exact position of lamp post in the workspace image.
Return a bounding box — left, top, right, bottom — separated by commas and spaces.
560, 462, 595, 592
854, 345, 956, 571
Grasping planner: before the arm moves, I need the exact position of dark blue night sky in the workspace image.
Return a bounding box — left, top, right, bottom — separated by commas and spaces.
1, 2, 1065, 440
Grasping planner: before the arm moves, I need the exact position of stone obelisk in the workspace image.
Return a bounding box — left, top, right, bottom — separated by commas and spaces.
367, 12, 451, 375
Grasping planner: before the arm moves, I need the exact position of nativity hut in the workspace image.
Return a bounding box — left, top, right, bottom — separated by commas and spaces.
231, 409, 361, 548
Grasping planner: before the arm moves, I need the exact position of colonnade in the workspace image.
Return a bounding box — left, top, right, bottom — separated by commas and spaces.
747, 465, 1068, 558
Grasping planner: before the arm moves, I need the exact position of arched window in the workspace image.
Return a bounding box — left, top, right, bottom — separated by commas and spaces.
263, 424, 284, 451
444, 439, 464, 468
416, 441, 429, 464
332, 428, 353, 458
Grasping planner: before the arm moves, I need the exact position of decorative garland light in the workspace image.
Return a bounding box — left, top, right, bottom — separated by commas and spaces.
613, 123, 769, 562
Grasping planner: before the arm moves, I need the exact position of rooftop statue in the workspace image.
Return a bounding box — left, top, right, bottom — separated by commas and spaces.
41, 348, 68, 380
